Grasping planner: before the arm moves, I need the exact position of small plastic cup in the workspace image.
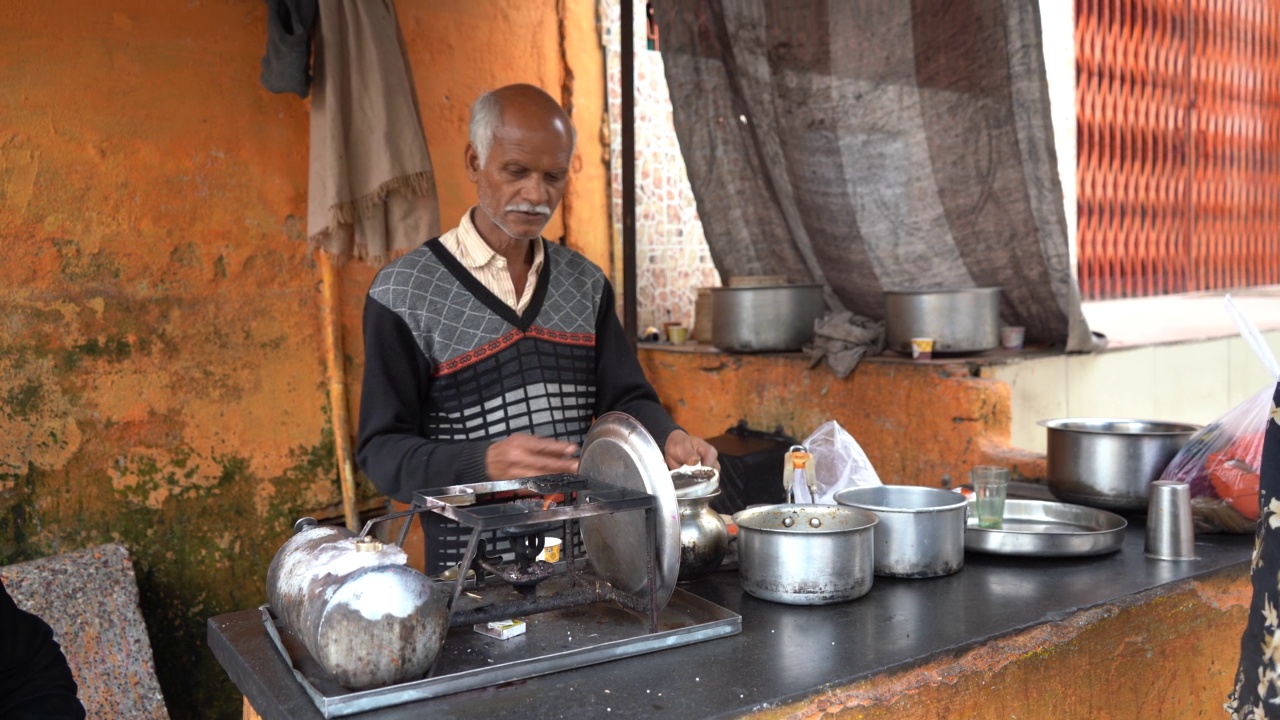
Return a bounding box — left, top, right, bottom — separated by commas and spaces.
1001, 326, 1026, 350
668, 324, 689, 345
911, 337, 934, 360
538, 536, 563, 563
970, 465, 1010, 529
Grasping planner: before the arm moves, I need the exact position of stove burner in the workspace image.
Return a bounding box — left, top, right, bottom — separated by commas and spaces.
411, 472, 664, 632
471, 538, 556, 600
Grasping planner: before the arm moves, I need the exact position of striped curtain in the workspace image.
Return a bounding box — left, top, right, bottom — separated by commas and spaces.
656, 0, 1095, 351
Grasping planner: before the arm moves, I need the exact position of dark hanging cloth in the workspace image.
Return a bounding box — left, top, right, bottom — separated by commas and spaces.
654, 0, 1095, 351
260, 0, 320, 98
1226, 382, 1280, 718
0, 579, 85, 720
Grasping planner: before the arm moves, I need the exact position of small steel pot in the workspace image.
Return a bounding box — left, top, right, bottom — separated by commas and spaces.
732, 504, 877, 605
884, 287, 1002, 354
834, 485, 968, 578
1040, 418, 1200, 511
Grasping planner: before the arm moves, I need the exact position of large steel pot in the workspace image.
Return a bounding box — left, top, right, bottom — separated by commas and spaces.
711, 285, 826, 352
732, 504, 877, 605
884, 287, 1002, 354
834, 485, 968, 578
266, 520, 449, 690
1040, 418, 1200, 511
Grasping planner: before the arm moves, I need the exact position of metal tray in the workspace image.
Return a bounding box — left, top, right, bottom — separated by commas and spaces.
262, 584, 740, 718
965, 499, 1127, 557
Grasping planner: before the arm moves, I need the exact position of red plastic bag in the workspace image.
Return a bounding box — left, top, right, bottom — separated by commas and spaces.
1157, 297, 1278, 534
1160, 392, 1267, 533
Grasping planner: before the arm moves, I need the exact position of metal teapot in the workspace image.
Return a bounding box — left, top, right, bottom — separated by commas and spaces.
672, 466, 728, 583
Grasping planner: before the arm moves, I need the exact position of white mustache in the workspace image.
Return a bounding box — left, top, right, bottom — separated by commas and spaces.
506, 203, 552, 217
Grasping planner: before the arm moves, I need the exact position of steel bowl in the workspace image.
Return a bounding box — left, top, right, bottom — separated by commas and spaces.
834, 485, 968, 578
732, 503, 877, 605
710, 285, 826, 352
1040, 418, 1200, 511
884, 287, 1002, 354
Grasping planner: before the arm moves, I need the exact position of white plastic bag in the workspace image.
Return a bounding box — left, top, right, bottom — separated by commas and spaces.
791, 420, 881, 504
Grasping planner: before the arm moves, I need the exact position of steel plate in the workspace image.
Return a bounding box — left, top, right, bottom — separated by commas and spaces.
964, 499, 1127, 557
579, 412, 680, 610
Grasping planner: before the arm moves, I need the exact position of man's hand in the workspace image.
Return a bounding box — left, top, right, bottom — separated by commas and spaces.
663, 429, 720, 470
486, 434, 580, 480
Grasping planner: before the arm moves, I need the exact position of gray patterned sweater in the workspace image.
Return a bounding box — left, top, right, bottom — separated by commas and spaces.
356, 237, 678, 504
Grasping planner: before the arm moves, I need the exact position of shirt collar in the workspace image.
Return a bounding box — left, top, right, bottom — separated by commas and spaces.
456, 207, 545, 269
454, 209, 497, 269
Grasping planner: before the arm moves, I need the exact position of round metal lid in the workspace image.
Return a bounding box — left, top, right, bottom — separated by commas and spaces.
579, 412, 680, 611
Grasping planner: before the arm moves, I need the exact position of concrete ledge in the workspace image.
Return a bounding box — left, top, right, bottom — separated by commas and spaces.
639, 345, 1028, 487
756, 566, 1249, 719
2, 544, 169, 719
644, 316, 1280, 475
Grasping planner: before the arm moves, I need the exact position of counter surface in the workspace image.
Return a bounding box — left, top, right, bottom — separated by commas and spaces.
209, 524, 1252, 720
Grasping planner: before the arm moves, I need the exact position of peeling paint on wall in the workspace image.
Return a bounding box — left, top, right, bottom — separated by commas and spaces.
0, 1, 609, 717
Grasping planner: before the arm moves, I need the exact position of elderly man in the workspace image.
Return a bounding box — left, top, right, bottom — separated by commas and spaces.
357, 83, 716, 573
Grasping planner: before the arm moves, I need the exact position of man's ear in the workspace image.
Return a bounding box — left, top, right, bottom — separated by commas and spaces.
464, 143, 481, 182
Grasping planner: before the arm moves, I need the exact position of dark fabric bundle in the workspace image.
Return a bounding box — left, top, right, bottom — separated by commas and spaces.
260, 0, 319, 98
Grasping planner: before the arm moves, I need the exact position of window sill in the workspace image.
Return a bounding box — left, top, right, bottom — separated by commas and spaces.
1082, 286, 1280, 350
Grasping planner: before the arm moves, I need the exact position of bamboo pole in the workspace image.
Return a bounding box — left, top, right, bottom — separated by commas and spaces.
318, 250, 359, 532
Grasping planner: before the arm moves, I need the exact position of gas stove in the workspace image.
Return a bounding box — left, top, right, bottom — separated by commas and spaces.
262, 413, 740, 718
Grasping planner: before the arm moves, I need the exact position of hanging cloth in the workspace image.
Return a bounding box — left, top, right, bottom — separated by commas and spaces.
259, 0, 318, 98
307, 0, 440, 265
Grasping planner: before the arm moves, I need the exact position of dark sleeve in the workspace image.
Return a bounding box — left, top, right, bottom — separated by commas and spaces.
0, 581, 85, 720
593, 279, 680, 450
356, 297, 490, 504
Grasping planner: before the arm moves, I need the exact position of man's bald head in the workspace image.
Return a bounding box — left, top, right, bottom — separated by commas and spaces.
469, 84, 577, 166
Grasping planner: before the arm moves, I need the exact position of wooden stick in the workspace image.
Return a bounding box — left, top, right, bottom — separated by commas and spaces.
318, 250, 359, 532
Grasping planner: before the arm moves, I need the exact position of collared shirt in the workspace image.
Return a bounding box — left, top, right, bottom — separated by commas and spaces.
439, 209, 545, 314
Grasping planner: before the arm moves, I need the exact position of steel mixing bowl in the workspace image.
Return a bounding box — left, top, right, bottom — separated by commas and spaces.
1040, 418, 1200, 511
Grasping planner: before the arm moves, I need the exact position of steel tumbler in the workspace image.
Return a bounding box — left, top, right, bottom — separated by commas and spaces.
1144, 480, 1196, 560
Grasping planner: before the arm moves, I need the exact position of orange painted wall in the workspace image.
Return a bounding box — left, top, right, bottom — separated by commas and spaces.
0, 1, 607, 718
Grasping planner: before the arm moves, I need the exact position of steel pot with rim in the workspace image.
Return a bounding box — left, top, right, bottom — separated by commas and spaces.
732, 503, 877, 605
711, 284, 826, 352
1040, 418, 1200, 510
834, 485, 968, 578
884, 287, 1002, 354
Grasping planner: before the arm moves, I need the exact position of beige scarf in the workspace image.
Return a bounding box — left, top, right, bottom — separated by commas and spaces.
307, 0, 439, 265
